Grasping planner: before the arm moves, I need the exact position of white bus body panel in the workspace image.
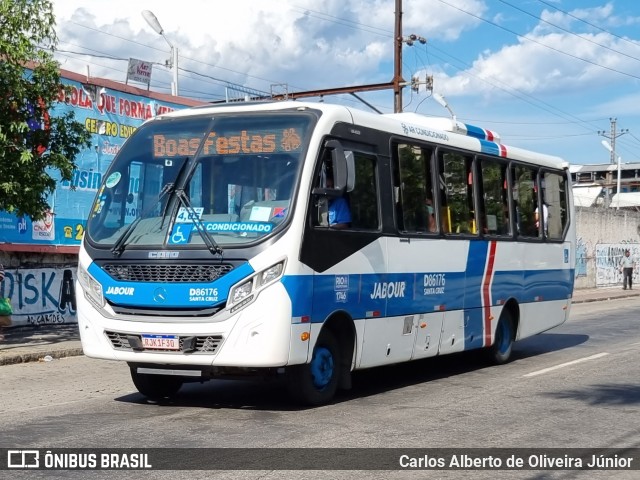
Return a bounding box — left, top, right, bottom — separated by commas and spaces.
78, 281, 298, 367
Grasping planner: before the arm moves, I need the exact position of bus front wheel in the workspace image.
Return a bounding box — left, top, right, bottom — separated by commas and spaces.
286, 330, 341, 406
487, 310, 515, 365
130, 367, 183, 400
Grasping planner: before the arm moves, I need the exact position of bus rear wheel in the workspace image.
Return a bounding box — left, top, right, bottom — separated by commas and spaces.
130, 367, 183, 400
487, 309, 515, 365
286, 330, 341, 406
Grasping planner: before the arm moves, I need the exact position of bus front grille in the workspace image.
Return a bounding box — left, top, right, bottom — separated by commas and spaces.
102, 264, 233, 283
105, 331, 223, 354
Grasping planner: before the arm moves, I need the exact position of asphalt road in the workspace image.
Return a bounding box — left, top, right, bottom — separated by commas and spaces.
1, 297, 639, 479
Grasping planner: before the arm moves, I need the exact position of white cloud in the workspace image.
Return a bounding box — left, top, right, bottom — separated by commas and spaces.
48, 1, 640, 164
51, 0, 487, 101
432, 14, 640, 100
399, 0, 487, 41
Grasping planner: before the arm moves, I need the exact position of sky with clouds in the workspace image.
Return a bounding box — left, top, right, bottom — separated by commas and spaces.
50, 0, 640, 165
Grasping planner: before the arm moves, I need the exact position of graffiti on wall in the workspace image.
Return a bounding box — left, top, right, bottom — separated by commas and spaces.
595, 243, 640, 287
576, 236, 589, 277
0, 267, 77, 326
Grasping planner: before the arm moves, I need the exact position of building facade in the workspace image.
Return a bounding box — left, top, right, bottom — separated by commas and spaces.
0, 68, 203, 326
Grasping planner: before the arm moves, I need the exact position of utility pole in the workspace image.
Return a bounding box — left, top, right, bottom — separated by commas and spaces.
393, 0, 404, 113
213, 0, 425, 112
598, 118, 628, 165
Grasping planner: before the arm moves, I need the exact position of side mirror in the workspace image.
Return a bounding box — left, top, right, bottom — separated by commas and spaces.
312, 140, 355, 196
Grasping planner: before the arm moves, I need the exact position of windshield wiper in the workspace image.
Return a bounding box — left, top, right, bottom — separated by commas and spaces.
175, 189, 223, 256
111, 182, 176, 257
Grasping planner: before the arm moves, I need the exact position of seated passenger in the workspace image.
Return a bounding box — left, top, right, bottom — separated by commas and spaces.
326, 171, 351, 229
426, 198, 437, 232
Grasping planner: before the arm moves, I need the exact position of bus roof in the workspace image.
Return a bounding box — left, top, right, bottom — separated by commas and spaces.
154, 100, 568, 170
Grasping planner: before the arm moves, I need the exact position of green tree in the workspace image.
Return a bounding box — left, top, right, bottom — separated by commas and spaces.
0, 0, 91, 219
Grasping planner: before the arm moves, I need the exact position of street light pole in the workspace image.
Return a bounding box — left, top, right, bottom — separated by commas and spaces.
142, 10, 179, 96
601, 140, 621, 210
171, 45, 179, 96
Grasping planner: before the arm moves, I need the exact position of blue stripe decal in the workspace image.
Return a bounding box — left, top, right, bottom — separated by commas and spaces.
89, 261, 255, 308
479, 139, 501, 156
282, 275, 313, 318
463, 123, 488, 141
282, 267, 573, 324
463, 241, 489, 350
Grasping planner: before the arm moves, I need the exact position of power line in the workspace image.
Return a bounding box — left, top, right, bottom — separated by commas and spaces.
497, 0, 640, 64
59, 20, 291, 94
52, 2, 639, 150
534, 0, 640, 50
423, 42, 603, 134
436, 0, 640, 81
289, 5, 390, 37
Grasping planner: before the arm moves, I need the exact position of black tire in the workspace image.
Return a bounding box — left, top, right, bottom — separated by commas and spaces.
130, 368, 183, 400
487, 309, 515, 365
286, 330, 341, 406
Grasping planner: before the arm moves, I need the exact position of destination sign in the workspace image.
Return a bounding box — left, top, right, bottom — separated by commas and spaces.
153, 127, 303, 157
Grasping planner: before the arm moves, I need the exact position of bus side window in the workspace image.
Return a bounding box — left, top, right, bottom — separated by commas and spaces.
479, 158, 511, 236
312, 157, 332, 228
438, 150, 476, 236
348, 152, 379, 230
541, 170, 569, 240
512, 164, 539, 238
393, 143, 436, 234
312, 152, 354, 230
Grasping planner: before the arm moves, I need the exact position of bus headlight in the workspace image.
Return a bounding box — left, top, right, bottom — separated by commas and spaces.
228, 259, 286, 312
231, 279, 254, 303
257, 262, 284, 287
78, 264, 105, 308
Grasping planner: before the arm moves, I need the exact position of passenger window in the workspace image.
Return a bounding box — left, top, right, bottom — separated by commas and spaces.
393, 143, 436, 233
350, 152, 379, 230
312, 149, 379, 230
479, 159, 511, 236
512, 165, 540, 238
541, 171, 568, 240
438, 150, 476, 235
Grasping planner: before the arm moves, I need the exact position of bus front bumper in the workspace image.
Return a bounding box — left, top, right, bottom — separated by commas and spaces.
77, 281, 311, 368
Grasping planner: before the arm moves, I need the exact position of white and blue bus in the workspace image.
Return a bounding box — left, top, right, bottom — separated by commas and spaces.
76, 101, 575, 405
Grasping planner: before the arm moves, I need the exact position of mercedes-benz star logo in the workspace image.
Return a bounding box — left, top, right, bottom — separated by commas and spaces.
153, 287, 168, 303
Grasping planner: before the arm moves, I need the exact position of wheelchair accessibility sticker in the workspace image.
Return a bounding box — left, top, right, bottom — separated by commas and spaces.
169, 221, 274, 244
169, 224, 193, 244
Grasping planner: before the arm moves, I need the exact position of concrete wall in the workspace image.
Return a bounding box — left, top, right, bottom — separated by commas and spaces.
0, 252, 78, 327
575, 207, 640, 289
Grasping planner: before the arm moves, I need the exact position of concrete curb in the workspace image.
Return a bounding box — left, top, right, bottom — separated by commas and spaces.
0, 347, 84, 366
572, 292, 640, 304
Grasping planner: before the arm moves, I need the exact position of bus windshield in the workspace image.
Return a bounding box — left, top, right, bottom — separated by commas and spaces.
85, 112, 312, 248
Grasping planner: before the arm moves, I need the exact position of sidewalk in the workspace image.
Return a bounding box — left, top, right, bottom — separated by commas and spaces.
1, 286, 639, 367
0, 323, 83, 366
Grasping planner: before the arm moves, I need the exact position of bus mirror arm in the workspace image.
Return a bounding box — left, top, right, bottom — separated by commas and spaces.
312, 186, 343, 197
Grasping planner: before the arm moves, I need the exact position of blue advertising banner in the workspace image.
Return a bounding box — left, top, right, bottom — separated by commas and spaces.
0, 74, 198, 248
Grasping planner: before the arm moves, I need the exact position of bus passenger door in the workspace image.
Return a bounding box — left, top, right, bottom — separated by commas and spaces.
438, 310, 466, 356
412, 312, 444, 359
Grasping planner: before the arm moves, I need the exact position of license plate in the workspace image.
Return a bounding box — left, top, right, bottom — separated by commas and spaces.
141, 334, 180, 351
